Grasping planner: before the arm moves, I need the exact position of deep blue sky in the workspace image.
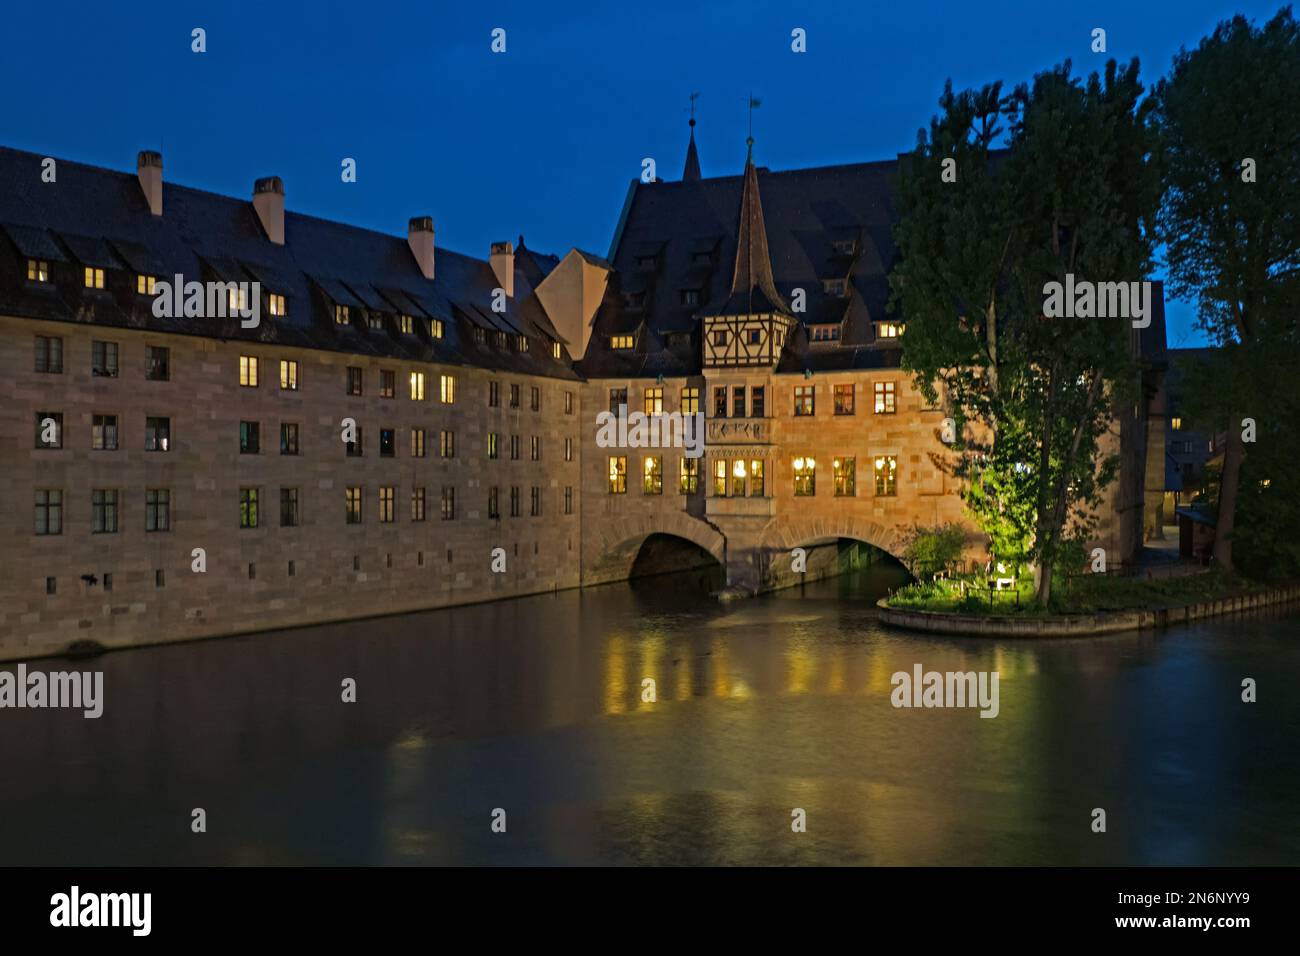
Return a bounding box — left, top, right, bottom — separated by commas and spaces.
4, 0, 1284, 346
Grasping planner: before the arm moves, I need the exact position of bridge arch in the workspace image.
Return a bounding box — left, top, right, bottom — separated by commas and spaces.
584, 512, 727, 586
759, 514, 909, 562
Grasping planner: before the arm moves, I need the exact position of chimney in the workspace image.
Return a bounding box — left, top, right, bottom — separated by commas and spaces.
253, 176, 285, 245
408, 217, 435, 280
137, 150, 163, 216
490, 241, 514, 297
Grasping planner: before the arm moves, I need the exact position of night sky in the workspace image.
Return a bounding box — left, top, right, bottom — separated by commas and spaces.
4, 0, 1283, 346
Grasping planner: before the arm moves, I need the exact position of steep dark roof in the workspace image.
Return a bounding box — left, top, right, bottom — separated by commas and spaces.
0, 146, 579, 380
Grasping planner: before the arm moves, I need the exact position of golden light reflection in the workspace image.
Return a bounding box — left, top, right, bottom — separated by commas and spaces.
604, 635, 627, 715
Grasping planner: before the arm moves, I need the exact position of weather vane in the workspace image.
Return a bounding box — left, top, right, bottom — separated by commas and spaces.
688, 91, 700, 127
744, 93, 761, 143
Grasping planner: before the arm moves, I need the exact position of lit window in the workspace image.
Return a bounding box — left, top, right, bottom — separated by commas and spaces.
334, 305, 350, 325
874, 381, 896, 414
411, 427, 426, 457
713, 459, 727, 496
367, 314, 383, 331
378, 487, 395, 523
440, 374, 456, 404
530, 435, 540, 461
608, 456, 627, 494
874, 456, 898, 496
834, 384, 854, 415
280, 359, 298, 390
876, 322, 900, 339
431, 318, 444, 338
440, 430, 455, 458
84, 267, 105, 289
644, 387, 663, 416
239, 488, 259, 528
834, 457, 856, 496
27, 259, 49, 282
730, 458, 747, 497
680, 458, 699, 494
228, 286, 249, 314
487, 433, 499, 459
794, 385, 815, 416
145, 416, 170, 452
268, 293, 287, 316
399, 314, 414, 334
1171, 417, 1182, 431
239, 355, 259, 387
793, 457, 816, 496
749, 459, 765, 497
517, 335, 529, 352
643, 456, 663, 494
346, 486, 363, 524
410, 371, 426, 401
681, 387, 699, 414
552, 342, 562, 359
611, 335, 634, 350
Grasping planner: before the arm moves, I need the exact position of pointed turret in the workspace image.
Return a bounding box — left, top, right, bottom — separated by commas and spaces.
722, 139, 787, 315
682, 119, 702, 182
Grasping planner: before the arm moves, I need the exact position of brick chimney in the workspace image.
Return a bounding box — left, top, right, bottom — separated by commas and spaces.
408, 217, 435, 280
490, 241, 514, 297
137, 150, 163, 216
253, 176, 285, 245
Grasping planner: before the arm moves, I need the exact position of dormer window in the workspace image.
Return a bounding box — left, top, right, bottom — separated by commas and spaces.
136, 274, 156, 295
810, 325, 840, 342
876, 321, 901, 339
228, 286, 249, 313
473, 327, 485, 344
681, 289, 701, 306
84, 267, 105, 290
691, 251, 712, 266
831, 239, 855, 256
28, 260, 49, 283
623, 291, 645, 310
611, 335, 634, 350
822, 278, 846, 297
431, 319, 444, 339
268, 293, 287, 317
367, 314, 383, 331
516, 335, 529, 352
334, 305, 350, 325
552, 341, 562, 360
494, 331, 507, 348
399, 314, 414, 334
636, 255, 657, 271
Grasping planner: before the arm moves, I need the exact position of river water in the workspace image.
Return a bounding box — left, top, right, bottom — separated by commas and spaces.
2, 563, 1298, 866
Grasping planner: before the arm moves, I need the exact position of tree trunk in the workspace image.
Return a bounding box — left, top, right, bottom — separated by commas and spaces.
1213, 414, 1244, 572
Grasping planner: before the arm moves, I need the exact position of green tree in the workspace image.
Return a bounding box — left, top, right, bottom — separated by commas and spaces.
891, 60, 1160, 606
1153, 6, 1300, 571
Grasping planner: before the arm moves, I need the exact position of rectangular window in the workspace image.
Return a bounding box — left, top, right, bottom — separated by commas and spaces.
411, 428, 426, 458
440, 375, 456, 404
399, 314, 414, 334
409, 371, 426, 401
84, 267, 105, 289
346, 486, 363, 524
441, 486, 456, 520
239, 421, 260, 454
280, 359, 298, 390
510, 435, 520, 460
510, 384, 521, 408
530, 486, 541, 516
380, 369, 396, 398
146, 489, 170, 532
346, 426, 363, 457
347, 367, 364, 395
609, 388, 627, 414
564, 437, 573, 462
91, 340, 119, 377
565, 391, 574, 414
280, 487, 299, 527
487, 432, 499, 459
379, 486, 395, 523
488, 486, 500, 519
489, 381, 500, 407
431, 318, 444, 338
611, 335, 634, 349
713, 459, 727, 497
874, 382, 897, 414
35, 411, 63, 449
28, 259, 50, 283
729, 458, 747, 498
643, 456, 663, 494
530, 436, 541, 461
714, 387, 728, 418
146, 346, 169, 381
874, 456, 898, 496
564, 486, 573, 514
239, 355, 258, 387
35, 489, 62, 535
681, 387, 699, 415
268, 293, 287, 317
411, 487, 426, 521
440, 430, 455, 458
680, 458, 699, 494
749, 460, 765, 497
732, 386, 746, 418
530, 386, 540, 411
240, 488, 259, 528
367, 314, 383, 332
794, 385, 815, 416
91, 489, 118, 535
751, 386, 765, 418
35, 335, 63, 373
644, 387, 663, 415
834, 457, 856, 496
793, 456, 816, 496
712, 330, 728, 347
553, 342, 562, 360
876, 322, 900, 339
280, 422, 300, 455
608, 456, 627, 494
335, 305, 350, 325
509, 486, 520, 518
92, 414, 118, 451
834, 384, 855, 415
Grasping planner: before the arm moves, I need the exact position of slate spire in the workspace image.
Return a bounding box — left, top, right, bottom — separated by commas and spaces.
682, 118, 702, 182
725, 137, 787, 315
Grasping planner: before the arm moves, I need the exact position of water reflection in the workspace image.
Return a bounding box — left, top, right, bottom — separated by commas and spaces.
1, 564, 1298, 866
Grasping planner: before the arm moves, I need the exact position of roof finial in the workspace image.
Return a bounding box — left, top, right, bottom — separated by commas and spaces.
682, 92, 702, 182
744, 94, 761, 164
